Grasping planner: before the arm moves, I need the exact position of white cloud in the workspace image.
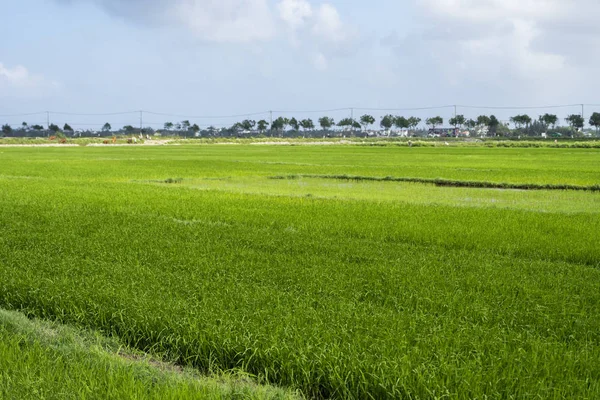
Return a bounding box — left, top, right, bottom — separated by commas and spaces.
415, 0, 569, 80
311, 4, 352, 44
171, 0, 275, 43
415, 0, 600, 75
0, 63, 59, 97
275, 1, 358, 66
277, 1, 356, 47
61, 0, 276, 43
0, 64, 32, 87
374, 0, 600, 105
60, 0, 360, 69
278, 0, 312, 31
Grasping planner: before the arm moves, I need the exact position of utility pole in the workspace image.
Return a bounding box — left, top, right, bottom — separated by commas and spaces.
46, 111, 50, 137
269, 110, 273, 137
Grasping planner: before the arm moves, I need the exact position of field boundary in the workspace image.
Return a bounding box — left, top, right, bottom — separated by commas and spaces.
2, 138, 600, 148
270, 174, 600, 192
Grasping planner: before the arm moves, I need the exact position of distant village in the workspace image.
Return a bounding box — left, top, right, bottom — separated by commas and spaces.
2, 112, 598, 139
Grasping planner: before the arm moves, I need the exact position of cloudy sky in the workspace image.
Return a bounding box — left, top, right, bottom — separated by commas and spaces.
1, 0, 599, 128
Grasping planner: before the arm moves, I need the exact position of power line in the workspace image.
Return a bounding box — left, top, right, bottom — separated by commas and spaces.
355, 105, 455, 112
271, 108, 349, 114
0, 111, 46, 117
48, 111, 139, 116
3, 104, 600, 123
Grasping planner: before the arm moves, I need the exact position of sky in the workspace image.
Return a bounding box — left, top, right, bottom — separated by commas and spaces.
1, 0, 600, 130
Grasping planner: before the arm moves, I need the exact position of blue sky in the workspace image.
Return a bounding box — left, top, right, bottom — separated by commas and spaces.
1, 0, 599, 129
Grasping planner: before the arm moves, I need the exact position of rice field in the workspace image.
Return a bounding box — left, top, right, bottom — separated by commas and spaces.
1, 144, 599, 399
0, 309, 299, 399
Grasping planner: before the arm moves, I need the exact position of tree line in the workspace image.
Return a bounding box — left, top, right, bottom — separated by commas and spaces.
3, 112, 600, 137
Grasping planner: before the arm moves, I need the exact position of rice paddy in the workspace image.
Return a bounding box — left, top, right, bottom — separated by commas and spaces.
0, 144, 599, 398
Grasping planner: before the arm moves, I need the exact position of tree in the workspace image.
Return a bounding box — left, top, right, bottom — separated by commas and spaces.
257, 120, 269, 132
380, 114, 395, 130
510, 114, 530, 134
289, 117, 300, 131
21, 122, 28, 131
31, 124, 44, 131
191, 124, 200, 135
337, 118, 354, 130
300, 119, 315, 131
1, 124, 12, 135
49, 124, 60, 133
510, 114, 532, 131
102, 123, 112, 132
352, 121, 362, 130
510, 115, 522, 129
407, 117, 421, 131
164, 122, 174, 131
477, 115, 491, 127
465, 119, 477, 130
522, 115, 532, 130
271, 117, 287, 132
63, 123, 73, 132
589, 112, 600, 133
240, 119, 256, 131
360, 114, 375, 131
181, 120, 191, 131
540, 113, 558, 130
231, 122, 243, 133
565, 114, 584, 134
426, 116, 443, 129
319, 116, 334, 130
123, 125, 136, 133
394, 116, 409, 133
449, 114, 466, 129
488, 115, 500, 136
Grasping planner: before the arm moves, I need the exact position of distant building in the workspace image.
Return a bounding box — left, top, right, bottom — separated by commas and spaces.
428, 127, 459, 137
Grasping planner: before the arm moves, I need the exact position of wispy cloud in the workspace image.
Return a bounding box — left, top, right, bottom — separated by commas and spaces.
276, 0, 359, 70
58, 0, 276, 43
380, 0, 600, 103
57, 0, 359, 70
0, 62, 60, 97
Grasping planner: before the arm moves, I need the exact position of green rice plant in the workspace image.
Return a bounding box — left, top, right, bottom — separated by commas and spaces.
0, 308, 301, 399
0, 145, 599, 399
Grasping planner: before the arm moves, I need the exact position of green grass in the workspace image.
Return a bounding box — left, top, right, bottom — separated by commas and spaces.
0, 145, 599, 398
0, 309, 301, 399
2, 145, 600, 185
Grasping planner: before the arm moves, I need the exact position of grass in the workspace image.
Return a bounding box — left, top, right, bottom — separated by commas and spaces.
0, 145, 599, 398
0, 308, 300, 399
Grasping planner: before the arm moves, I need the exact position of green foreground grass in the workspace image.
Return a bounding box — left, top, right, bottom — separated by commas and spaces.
0, 145, 599, 398
0, 309, 300, 399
